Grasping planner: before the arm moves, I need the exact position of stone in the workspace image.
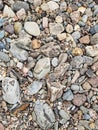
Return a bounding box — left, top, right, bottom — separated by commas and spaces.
3, 5, 16, 18
0, 30, 4, 39
49, 23, 64, 35
79, 35, 90, 44
0, 18, 4, 27
58, 53, 68, 64
57, 33, 66, 41
62, 89, 74, 101
17, 62, 23, 69
0, 51, 10, 62
70, 11, 80, 23
72, 94, 86, 106
0, 66, 6, 81
27, 81, 42, 95
89, 25, 98, 35
2, 77, 20, 104
33, 57, 50, 79
60, 1, 67, 11
89, 109, 97, 120
52, 57, 58, 67
13, 1, 29, 11
71, 84, 80, 91
10, 44, 28, 61
66, 33, 76, 47
24, 22, 40, 36
82, 82, 91, 90
86, 44, 98, 57
91, 61, 98, 71
0, 0, 3, 10
14, 22, 22, 34
85, 8, 92, 17
78, 6, 86, 14
47, 1, 59, 11
66, 24, 73, 33
32, 100, 55, 129
41, 3, 50, 11
33, 0, 42, 7
47, 81, 65, 102
55, 16, 63, 23
16, 8, 26, 20
0, 42, 5, 50
41, 42, 60, 57
72, 47, 83, 56
72, 31, 81, 41
31, 39, 41, 49
42, 17, 48, 28
71, 70, 80, 83
91, 33, 98, 45
0, 123, 4, 130
4, 24, 14, 34
88, 76, 98, 88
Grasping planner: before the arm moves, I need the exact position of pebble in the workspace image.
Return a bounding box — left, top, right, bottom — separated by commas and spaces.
70, 11, 80, 23
41, 3, 50, 11
78, 6, 86, 14
0, 30, 4, 39
24, 22, 40, 36
72, 47, 83, 56
82, 82, 91, 90
89, 109, 97, 120
62, 89, 74, 101
13, 1, 29, 11
52, 57, 58, 67
0, 51, 10, 62
72, 94, 86, 106
33, 57, 50, 79
31, 39, 41, 49
55, 16, 63, 23
14, 22, 22, 34
0, 18, 4, 27
27, 81, 42, 95
57, 33, 66, 41
49, 23, 64, 35
88, 76, 98, 88
33, 0, 42, 7
79, 35, 90, 44
85, 8, 92, 17
16, 8, 26, 20
72, 31, 81, 41
0, 42, 5, 50
42, 17, 48, 28
17, 62, 23, 69
2, 77, 20, 104
89, 25, 98, 35
47, 1, 59, 11
91, 33, 98, 45
71, 84, 80, 91
4, 24, 14, 34
66, 24, 73, 33
32, 100, 55, 129
91, 61, 98, 71
60, 1, 67, 11
10, 44, 28, 61
3, 5, 16, 18
0, 0, 3, 10
0, 123, 4, 130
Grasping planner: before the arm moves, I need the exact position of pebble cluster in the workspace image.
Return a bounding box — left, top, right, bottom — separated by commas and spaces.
0, 0, 98, 130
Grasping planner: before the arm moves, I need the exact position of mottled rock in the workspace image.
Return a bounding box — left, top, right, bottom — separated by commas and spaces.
91, 33, 98, 45
72, 47, 83, 56
78, 6, 86, 14
27, 81, 42, 95
71, 84, 80, 91
88, 76, 98, 88
4, 24, 14, 34
72, 31, 81, 41
72, 94, 86, 106
49, 23, 64, 35
0, 51, 10, 62
79, 35, 90, 44
0, 30, 4, 39
33, 0, 42, 7
33, 57, 50, 79
66, 24, 73, 33
2, 77, 20, 104
47, 1, 59, 11
70, 11, 80, 23
16, 8, 26, 20
60, 1, 67, 11
91, 61, 98, 71
82, 82, 91, 90
43, 17, 48, 28
55, 16, 63, 23
32, 100, 55, 130
62, 89, 74, 101
57, 33, 66, 41
31, 39, 41, 49
41, 3, 49, 11
41, 42, 60, 57
89, 109, 97, 120
89, 25, 98, 35
24, 22, 40, 36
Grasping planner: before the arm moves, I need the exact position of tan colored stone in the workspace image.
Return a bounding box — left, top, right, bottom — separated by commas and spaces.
57, 33, 66, 41
72, 47, 83, 56
32, 39, 41, 49
82, 82, 91, 90
55, 16, 63, 23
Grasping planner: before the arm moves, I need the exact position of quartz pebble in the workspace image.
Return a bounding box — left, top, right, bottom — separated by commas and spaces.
52, 57, 58, 67
47, 1, 59, 11
42, 17, 48, 28
66, 24, 73, 33
55, 16, 63, 23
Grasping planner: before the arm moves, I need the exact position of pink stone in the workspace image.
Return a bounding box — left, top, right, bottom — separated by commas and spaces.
42, 17, 48, 28
0, 123, 5, 130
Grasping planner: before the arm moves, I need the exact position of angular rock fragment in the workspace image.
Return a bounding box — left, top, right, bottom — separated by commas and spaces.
88, 76, 98, 88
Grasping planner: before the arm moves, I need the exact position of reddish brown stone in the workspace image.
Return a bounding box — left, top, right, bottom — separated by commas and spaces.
88, 76, 98, 88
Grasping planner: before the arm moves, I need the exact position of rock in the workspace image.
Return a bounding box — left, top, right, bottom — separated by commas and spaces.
2, 77, 20, 104
79, 35, 90, 44
0, 123, 5, 130
71, 84, 80, 91
66, 34, 76, 47
72, 31, 81, 42
58, 53, 68, 64
41, 3, 50, 11
89, 109, 97, 120
4, 24, 14, 34
33, 57, 50, 79
55, 16, 63, 23
72, 47, 83, 56
60, 1, 67, 11
10, 44, 28, 61
78, 6, 86, 14
0, 42, 5, 50
86, 44, 98, 57
83, 114, 91, 120
41, 42, 60, 57
47, 1, 59, 11
0, 0, 3, 10
32, 100, 55, 130
52, 57, 58, 67
71, 70, 80, 83
47, 81, 65, 102
49, 23, 64, 35
0, 66, 6, 81
66, 24, 73, 33
17, 62, 23, 69
27, 81, 42, 95
86, 8, 92, 17
16, 8, 26, 20
82, 82, 91, 90
0, 18, 4, 27
14, 22, 22, 34
89, 25, 98, 35
88, 76, 98, 88
0, 51, 10, 62
91, 33, 98, 45
24, 22, 40, 36
91, 61, 98, 71
57, 33, 66, 41
62, 89, 74, 101
42, 17, 48, 28
0, 30, 4, 39
72, 94, 86, 106
70, 11, 80, 23
3, 5, 16, 18
31, 39, 41, 49
13, 1, 29, 11
33, 0, 42, 7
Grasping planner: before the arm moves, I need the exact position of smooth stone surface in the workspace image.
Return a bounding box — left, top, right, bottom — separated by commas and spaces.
70, 11, 80, 23
52, 57, 58, 67
14, 22, 22, 34
57, 33, 66, 41
66, 24, 73, 33
79, 35, 90, 44
0, 51, 10, 62
0, 42, 5, 50
27, 81, 42, 95
2, 77, 20, 104
71, 84, 80, 91
33, 57, 50, 79
0, 18, 4, 27
72, 31, 81, 41
4, 24, 14, 34
62, 89, 74, 101
32, 100, 55, 130
16, 8, 26, 20
60, 1, 67, 11
24, 22, 40, 36
47, 1, 59, 11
